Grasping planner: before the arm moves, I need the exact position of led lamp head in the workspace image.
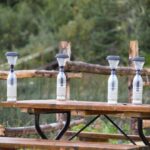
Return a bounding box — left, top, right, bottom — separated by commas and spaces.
56, 53, 69, 67
5, 52, 18, 66
132, 57, 145, 71
106, 55, 120, 70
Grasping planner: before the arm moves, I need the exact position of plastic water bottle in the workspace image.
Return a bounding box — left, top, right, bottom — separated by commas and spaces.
56, 53, 69, 100
132, 57, 145, 104
106, 55, 120, 104
5, 52, 18, 102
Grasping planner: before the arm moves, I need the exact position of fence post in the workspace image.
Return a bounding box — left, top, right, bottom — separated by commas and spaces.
59, 41, 71, 100
128, 40, 139, 134
57, 41, 71, 122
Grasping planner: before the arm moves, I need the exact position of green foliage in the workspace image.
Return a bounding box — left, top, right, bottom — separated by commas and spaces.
71, 117, 131, 144
71, 119, 118, 134
0, 0, 149, 66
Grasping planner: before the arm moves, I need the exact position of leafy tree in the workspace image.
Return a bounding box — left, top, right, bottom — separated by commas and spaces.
0, 0, 149, 66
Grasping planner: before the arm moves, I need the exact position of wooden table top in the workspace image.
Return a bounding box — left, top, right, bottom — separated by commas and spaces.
0, 100, 150, 117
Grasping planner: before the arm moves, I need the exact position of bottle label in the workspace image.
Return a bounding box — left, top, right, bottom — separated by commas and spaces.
108, 87, 118, 103
60, 77, 63, 86
132, 87, 143, 103
10, 77, 14, 85
111, 81, 115, 91
136, 81, 140, 92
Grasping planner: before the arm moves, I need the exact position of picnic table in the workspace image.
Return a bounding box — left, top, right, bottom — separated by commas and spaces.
0, 99, 150, 146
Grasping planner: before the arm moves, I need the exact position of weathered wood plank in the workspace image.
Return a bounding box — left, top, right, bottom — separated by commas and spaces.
1, 100, 150, 116
0, 137, 147, 150
128, 41, 139, 134
1, 62, 150, 81
66, 61, 150, 76
0, 70, 82, 79
66, 131, 150, 142
128, 40, 139, 103
56, 41, 72, 123
1, 62, 150, 80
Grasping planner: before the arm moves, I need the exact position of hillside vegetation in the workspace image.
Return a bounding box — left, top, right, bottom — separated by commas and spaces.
0, 0, 150, 67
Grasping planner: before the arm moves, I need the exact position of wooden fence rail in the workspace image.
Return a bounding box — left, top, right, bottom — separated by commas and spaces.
0, 70, 82, 80
66, 61, 150, 76
0, 61, 150, 80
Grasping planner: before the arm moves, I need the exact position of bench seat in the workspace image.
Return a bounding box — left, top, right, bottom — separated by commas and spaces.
0, 137, 148, 150
66, 131, 150, 142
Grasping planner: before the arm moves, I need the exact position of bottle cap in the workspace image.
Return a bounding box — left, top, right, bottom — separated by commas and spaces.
5, 52, 19, 57
132, 57, 145, 62
106, 55, 120, 61
55, 53, 69, 59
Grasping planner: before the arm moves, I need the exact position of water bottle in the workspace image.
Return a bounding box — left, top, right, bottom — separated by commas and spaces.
5, 52, 18, 101
106, 55, 120, 104
56, 53, 69, 100
132, 56, 145, 104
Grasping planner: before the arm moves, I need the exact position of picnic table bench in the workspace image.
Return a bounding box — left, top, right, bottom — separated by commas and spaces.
0, 137, 147, 150
66, 131, 150, 142
0, 100, 150, 149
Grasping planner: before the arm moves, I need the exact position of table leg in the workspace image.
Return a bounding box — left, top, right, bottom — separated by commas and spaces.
137, 118, 150, 146
34, 112, 71, 140
35, 114, 47, 139
55, 112, 71, 140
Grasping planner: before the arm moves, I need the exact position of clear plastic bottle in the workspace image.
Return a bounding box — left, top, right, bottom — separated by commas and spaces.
56, 53, 69, 100
56, 71, 66, 100
132, 56, 145, 104
106, 55, 120, 104
7, 71, 17, 101
132, 73, 143, 104
108, 71, 118, 104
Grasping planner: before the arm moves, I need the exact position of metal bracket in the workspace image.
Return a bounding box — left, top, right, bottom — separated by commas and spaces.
137, 118, 150, 146
55, 112, 71, 140
69, 114, 136, 145
35, 114, 47, 139
34, 111, 71, 140
104, 115, 136, 145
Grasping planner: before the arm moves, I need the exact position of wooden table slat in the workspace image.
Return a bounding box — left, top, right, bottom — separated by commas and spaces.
0, 137, 147, 150
0, 100, 150, 117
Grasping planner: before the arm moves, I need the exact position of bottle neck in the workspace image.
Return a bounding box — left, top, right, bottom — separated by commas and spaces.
111, 69, 116, 75
59, 66, 64, 72
10, 65, 14, 73
136, 69, 141, 75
